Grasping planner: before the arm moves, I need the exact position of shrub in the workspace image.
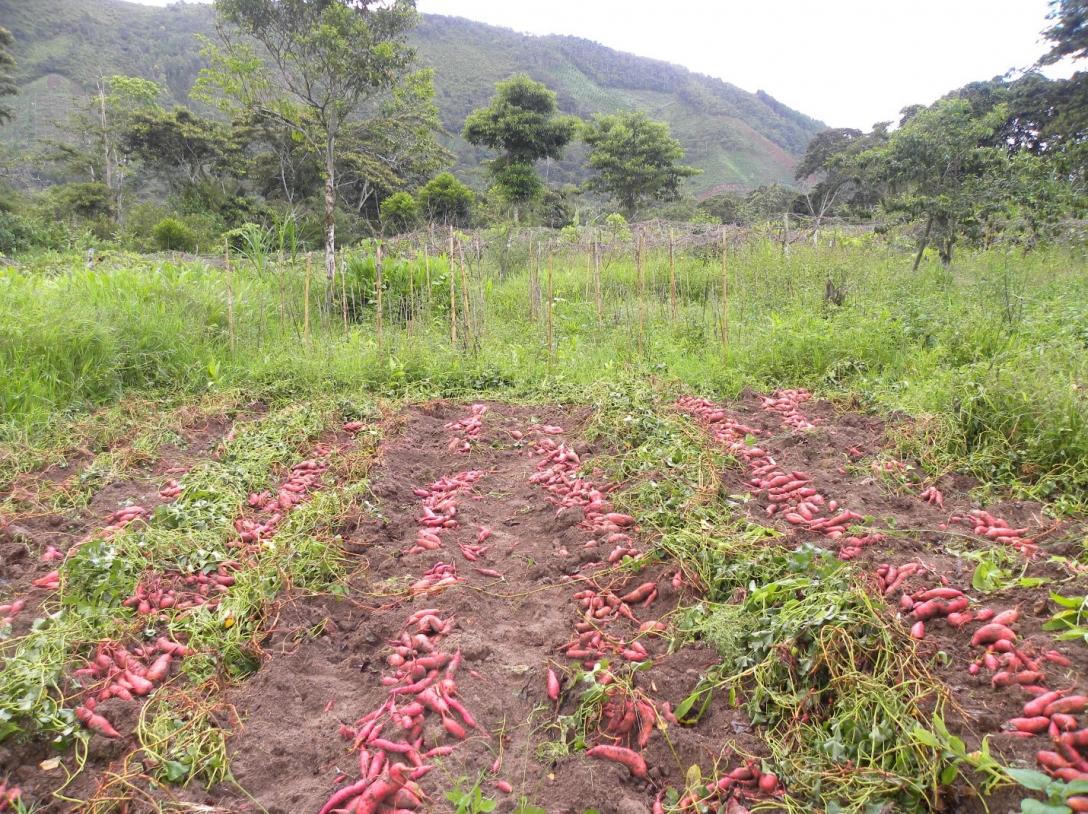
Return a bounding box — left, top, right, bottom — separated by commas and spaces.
380, 191, 419, 233
152, 217, 197, 252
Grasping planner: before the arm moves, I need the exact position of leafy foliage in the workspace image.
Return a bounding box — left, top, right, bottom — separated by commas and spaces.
581, 111, 699, 218
463, 74, 578, 209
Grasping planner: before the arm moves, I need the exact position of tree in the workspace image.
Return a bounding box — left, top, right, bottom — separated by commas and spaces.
42, 76, 163, 221
580, 111, 698, 218
198, 0, 422, 281
122, 107, 238, 195
379, 191, 418, 233
794, 126, 888, 235
462, 74, 577, 220
0, 27, 16, 126
857, 98, 1010, 268
417, 172, 474, 225
1041, 0, 1088, 64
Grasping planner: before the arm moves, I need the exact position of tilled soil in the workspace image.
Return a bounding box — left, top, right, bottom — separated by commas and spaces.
681, 389, 1088, 810
221, 402, 756, 814
3, 393, 1088, 814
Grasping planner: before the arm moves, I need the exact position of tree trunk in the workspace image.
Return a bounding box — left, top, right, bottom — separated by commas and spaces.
323, 139, 336, 282
912, 214, 934, 272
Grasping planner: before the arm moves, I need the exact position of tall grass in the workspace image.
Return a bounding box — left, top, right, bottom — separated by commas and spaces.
2, 237, 1087, 503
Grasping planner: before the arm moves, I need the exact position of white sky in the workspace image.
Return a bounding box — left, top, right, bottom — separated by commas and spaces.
129, 0, 1076, 129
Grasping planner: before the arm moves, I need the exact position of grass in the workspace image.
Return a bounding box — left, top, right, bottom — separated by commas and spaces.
3, 235, 1086, 509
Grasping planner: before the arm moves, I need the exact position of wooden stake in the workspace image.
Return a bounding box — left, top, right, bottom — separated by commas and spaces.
303, 252, 312, 348
546, 251, 554, 364
224, 239, 236, 356
636, 232, 646, 354
458, 237, 472, 348
668, 229, 677, 320
448, 226, 458, 347
375, 241, 384, 349
340, 253, 349, 333
721, 228, 730, 359
593, 238, 602, 322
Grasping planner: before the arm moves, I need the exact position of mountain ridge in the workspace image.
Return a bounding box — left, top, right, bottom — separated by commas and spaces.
0, 0, 826, 192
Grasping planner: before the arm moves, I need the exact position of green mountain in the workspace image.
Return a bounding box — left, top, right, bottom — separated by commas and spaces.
0, 0, 825, 193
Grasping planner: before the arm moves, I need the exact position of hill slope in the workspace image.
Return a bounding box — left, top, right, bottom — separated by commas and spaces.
0, 0, 825, 193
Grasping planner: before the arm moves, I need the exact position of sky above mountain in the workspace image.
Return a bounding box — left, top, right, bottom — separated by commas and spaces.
126, 0, 1077, 130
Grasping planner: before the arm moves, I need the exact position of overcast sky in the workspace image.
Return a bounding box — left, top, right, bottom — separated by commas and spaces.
129, 0, 1075, 129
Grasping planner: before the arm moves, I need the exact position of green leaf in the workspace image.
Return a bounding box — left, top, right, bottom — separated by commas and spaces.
1019, 801, 1070, 814
1007, 767, 1055, 791
1050, 593, 1084, 609
911, 726, 940, 748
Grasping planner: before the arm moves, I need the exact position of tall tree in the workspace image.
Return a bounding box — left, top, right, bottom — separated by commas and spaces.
122, 107, 238, 195
581, 111, 698, 218
1041, 0, 1088, 64
858, 98, 1010, 268
44, 76, 162, 220
0, 27, 16, 126
462, 74, 577, 221
198, 0, 421, 281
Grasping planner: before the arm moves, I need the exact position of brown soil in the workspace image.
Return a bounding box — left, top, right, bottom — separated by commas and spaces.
4, 394, 1087, 814
216, 402, 757, 814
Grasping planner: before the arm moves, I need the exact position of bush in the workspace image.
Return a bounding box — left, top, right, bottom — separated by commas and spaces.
380, 192, 419, 233
0, 210, 46, 256
152, 217, 197, 252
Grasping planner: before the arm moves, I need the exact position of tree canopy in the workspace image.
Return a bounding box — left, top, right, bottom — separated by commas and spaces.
463, 74, 577, 213
581, 111, 698, 218
0, 27, 16, 126
199, 0, 430, 279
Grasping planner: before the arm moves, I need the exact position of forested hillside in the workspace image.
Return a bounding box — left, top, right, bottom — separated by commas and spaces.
0, 0, 823, 191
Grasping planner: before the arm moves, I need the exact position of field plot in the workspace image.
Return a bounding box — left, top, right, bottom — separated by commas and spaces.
3, 381, 1087, 814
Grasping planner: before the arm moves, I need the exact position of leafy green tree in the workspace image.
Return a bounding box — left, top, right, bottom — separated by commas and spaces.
857, 98, 1010, 268
379, 191, 418, 233
462, 74, 577, 220
581, 111, 698, 218
417, 172, 475, 226
122, 108, 238, 195
48, 76, 163, 220
198, 0, 422, 281
1041, 0, 1088, 64
0, 27, 16, 126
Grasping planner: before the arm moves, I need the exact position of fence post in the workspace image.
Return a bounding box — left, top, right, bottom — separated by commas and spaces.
593, 238, 602, 322
668, 229, 677, 320
303, 252, 312, 348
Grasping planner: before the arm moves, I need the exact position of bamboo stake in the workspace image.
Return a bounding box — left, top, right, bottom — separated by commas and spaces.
448, 226, 457, 347
458, 237, 472, 349
303, 252, 312, 348
375, 241, 384, 349
636, 232, 646, 354
668, 229, 677, 320
546, 251, 554, 365
224, 239, 236, 356
340, 253, 349, 334
721, 228, 730, 359
593, 238, 602, 322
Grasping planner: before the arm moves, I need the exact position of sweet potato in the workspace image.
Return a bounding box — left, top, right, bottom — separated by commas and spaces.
546, 668, 560, 702
1008, 716, 1051, 734
1046, 696, 1088, 716
585, 744, 648, 779
971, 624, 1016, 647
